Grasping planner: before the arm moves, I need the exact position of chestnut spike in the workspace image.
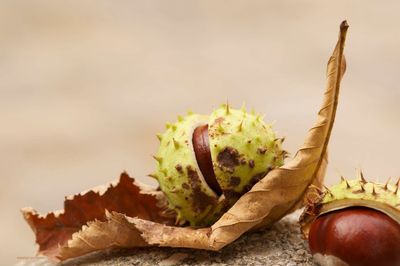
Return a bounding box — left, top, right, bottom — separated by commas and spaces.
359, 170, 367, 184
341, 176, 351, 189
225, 102, 230, 115
171, 124, 177, 131
153, 155, 163, 164
384, 177, 392, 191
372, 184, 377, 196
173, 138, 180, 149
148, 173, 159, 180
156, 134, 163, 141
359, 182, 366, 192
274, 137, 286, 144
237, 120, 243, 132
165, 122, 172, 129
394, 178, 400, 195
177, 115, 184, 122
187, 110, 193, 115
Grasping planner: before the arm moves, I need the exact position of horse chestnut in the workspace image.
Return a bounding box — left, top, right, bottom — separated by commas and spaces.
151, 104, 285, 226
301, 177, 400, 266
309, 207, 400, 266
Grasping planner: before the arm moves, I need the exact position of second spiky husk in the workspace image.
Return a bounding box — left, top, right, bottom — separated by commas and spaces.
300, 172, 400, 237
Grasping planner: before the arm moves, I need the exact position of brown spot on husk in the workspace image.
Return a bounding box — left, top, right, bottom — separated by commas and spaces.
222, 189, 242, 201
217, 147, 240, 173
222, 171, 269, 201
186, 166, 217, 213
175, 164, 183, 173
230, 176, 241, 186
248, 160, 255, 168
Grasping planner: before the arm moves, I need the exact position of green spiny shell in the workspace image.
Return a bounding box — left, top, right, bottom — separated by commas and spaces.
209, 104, 284, 195
300, 174, 400, 236
153, 113, 218, 225
153, 105, 285, 226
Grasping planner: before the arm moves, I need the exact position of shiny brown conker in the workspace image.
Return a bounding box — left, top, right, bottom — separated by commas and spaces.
308, 207, 400, 266
192, 124, 222, 195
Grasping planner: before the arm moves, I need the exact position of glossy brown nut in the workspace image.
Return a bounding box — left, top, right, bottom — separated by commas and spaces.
192, 124, 222, 195
309, 207, 400, 266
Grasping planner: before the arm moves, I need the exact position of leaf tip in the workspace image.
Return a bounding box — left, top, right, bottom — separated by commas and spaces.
340, 20, 349, 30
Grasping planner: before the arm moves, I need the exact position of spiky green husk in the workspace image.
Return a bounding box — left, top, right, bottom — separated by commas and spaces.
153, 105, 284, 226
152, 113, 219, 225
300, 174, 400, 237
209, 104, 284, 194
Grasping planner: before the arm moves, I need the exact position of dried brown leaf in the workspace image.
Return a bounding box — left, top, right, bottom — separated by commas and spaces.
23, 21, 348, 261
208, 21, 348, 249
58, 213, 213, 260
22, 173, 175, 260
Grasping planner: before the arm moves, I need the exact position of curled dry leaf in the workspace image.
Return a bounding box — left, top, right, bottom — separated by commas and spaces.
22, 21, 348, 261
22, 173, 175, 259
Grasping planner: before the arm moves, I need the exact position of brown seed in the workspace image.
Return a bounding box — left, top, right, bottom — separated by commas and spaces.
192, 124, 222, 195
309, 207, 400, 266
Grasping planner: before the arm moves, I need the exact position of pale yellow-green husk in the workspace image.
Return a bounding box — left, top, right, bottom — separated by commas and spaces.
153, 105, 284, 226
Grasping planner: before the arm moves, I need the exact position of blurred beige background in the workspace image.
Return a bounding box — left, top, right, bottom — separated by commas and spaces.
1, 1, 400, 264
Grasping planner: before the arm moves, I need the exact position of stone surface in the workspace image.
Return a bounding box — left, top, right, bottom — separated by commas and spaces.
16, 211, 317, 266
